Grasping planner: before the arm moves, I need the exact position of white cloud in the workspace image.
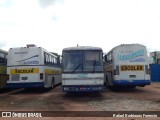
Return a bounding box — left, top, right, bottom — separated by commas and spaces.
0, 0, 160, 54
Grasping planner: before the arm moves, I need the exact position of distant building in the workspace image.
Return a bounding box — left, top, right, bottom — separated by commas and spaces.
149, 51, 160, 64
149, 51, 160, 82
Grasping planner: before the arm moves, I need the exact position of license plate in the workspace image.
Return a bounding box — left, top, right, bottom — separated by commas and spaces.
11, 74, 20, 81
129, 75, 136, 78
21, 77, 28, 80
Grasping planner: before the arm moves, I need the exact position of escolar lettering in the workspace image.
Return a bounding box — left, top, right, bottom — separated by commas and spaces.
121, 65, 144, 71
15, 68, 34, 73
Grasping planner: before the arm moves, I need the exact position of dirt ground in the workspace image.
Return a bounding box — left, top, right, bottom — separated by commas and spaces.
0, 83, 160, 120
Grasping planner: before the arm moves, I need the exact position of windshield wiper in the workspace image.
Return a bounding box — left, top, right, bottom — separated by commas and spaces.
72, 64, 81, 72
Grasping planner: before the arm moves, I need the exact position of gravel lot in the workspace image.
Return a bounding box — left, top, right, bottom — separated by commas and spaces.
0, 83, 160, 120
88, 98, 160, 111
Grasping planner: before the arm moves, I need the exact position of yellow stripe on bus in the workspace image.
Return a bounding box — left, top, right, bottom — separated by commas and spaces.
45, 69, 61, 74
121, 65, 144, 71
10, 68, 39, 74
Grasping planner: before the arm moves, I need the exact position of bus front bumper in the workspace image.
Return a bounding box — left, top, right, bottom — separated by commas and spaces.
62, 85, 103, 92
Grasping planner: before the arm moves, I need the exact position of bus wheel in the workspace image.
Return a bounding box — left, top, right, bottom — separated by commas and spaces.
51, 78, 55, 89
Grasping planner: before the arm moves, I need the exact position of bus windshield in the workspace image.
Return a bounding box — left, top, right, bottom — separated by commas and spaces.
63, 50, 103, 72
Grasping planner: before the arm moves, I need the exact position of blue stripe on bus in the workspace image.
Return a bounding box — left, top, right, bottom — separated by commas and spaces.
6, 82, 44, 88
112, 80, 151, 86
62, 85, 103, 92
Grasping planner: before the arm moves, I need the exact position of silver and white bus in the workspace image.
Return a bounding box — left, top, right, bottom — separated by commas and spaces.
62, 46, 104, 92
104, 44, 151, 88
7, 44, 61, 88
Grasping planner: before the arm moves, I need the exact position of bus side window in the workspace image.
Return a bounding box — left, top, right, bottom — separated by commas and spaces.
47, 54, 50, 65
54, 57, 57, 66
46, 54, 48, 65
44, 53, 48, 65
44, 53, 46, 64
49, 55, 52, 65
48, 55, 50, 65
51, 56, 54, 65
44, 53, 49, 65
104, 53, 112, 64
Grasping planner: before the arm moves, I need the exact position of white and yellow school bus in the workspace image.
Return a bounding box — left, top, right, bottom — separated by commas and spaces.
104, 44, 151, 88
7, 44, 61, 88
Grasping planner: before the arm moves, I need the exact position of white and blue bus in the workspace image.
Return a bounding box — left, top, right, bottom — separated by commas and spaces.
62, 46, 104, 92
104, 44, 151, 88
7, 44, 61, 89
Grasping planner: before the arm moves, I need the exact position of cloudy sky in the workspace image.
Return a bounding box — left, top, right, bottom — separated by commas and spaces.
0, 0, 160, 54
